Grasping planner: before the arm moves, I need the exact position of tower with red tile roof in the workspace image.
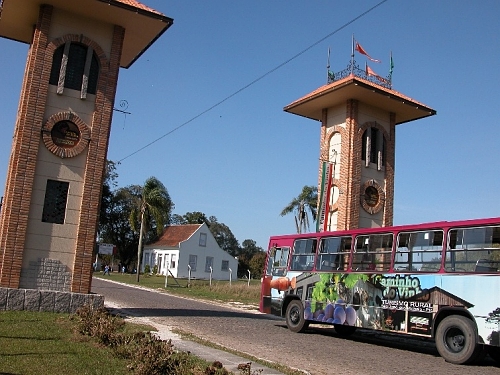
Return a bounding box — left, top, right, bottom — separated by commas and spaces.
284, 63, 435, 232
0, 0, 173, 293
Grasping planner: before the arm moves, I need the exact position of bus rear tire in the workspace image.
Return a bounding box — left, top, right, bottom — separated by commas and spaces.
435, 315, 479, 364
286, 300, 308, 333
334, 324, 357, 336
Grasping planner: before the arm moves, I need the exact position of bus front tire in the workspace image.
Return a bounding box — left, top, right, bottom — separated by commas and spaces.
286, 300, 308, 333
435, 315, 480, 364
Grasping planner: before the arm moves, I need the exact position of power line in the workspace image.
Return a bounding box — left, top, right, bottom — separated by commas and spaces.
118, 0, 389, 163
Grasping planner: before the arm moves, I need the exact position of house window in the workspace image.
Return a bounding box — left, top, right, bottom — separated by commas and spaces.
205, 257, 214, 272
49, 42, 99, 97
188, 255, 197, 271
42, 180, 69, 224
199, 233, 207, 247
221, 260, 229, 271
171, 254, 176, 269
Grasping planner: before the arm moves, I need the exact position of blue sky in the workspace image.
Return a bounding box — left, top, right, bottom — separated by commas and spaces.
1, 0, 499, 249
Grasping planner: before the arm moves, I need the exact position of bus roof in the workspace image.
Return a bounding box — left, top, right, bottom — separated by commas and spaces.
269, 216, 500, 242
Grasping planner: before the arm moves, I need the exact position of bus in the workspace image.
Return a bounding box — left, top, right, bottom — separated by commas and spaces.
260, 217, 500, 365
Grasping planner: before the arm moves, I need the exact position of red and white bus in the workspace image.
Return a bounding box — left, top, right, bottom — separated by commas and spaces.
260, 217, 500, 365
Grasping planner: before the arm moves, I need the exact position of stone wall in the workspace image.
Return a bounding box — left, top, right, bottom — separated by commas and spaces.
0, 287, 103, 313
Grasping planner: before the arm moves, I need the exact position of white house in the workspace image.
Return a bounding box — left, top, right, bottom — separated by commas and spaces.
142, 223, 238, 280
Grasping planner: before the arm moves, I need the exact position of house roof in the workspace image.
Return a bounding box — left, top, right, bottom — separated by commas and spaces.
0, 0, 173, 68
147, 224, 202, 248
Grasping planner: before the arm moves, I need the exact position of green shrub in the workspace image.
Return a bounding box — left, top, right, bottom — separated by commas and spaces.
73, 305, 124, 345
144, 264, 151, 274
73, 305, 205, 375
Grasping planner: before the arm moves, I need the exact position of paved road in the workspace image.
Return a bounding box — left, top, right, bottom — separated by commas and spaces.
91, 278, 499, 375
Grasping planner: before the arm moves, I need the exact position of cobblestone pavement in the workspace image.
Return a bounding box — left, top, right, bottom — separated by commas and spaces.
92, 278, 500, 375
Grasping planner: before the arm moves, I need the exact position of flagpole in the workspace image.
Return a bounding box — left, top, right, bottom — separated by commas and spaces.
350, 34, 354, 74
326, 47, 330, 83
389, 50, 393, 88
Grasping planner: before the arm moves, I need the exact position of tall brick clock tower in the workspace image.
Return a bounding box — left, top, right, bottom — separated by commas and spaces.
0, 0, 172, 294
284, 58, 436, 232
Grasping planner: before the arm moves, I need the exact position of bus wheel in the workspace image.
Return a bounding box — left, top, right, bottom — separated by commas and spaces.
487, 346, 500, 364
435, 315, 479, 364
286, 300, 307, 333
334, 324, 357, 336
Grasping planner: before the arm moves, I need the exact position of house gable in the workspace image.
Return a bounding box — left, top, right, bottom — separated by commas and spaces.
146, 224, 202, 249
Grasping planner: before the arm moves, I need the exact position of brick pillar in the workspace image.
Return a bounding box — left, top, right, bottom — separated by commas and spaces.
71, 25, 124, 293
341, 99, 360, 230
0, 5, 53, 288
383, 112, 396, 226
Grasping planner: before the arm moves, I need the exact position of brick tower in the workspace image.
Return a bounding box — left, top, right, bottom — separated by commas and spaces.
0, 0, 172, 294
284, 58, 436, 232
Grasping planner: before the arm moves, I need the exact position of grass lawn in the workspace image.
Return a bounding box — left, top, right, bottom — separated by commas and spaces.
0, 310, 130, 374
0, 280, 303, 375
0, 309, 241, 375
93, 272, 261, 307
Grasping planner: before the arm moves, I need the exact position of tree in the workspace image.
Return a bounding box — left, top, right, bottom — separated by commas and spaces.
237, 239, 264, 278
98, 161, 118, 240
130, 177, 174, 282
249, 251, 267, 278
99, 186, 140, 269
280, 185, 318, 234
98, 161, 141, 270
175, 211, 209, 225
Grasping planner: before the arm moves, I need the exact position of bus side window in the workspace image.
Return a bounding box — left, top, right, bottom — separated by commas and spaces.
290, 239, 317, 271
395, 231, 442, 272
352, 234, 392, 272
395, 233, 410, 271
316, 236, 351, 271
446, 225, 500, 273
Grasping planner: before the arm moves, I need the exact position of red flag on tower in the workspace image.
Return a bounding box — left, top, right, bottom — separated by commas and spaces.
355, 41, 381, 63
365, 63, 388, 84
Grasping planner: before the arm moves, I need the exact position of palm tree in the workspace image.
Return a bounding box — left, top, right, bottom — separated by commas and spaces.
130, 177, 173, 282
280, 185, 318, 234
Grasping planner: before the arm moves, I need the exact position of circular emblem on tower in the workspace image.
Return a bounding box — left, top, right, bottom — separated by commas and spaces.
42, 112, 90, 158
361, 179, 385, 215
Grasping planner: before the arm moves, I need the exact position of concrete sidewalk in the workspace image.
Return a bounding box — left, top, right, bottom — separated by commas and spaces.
105, 302, 288, 375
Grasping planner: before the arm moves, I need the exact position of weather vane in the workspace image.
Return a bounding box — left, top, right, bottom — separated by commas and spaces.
113, 100, 131, 129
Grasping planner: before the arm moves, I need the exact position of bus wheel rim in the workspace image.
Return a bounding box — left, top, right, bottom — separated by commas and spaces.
290, 306, 300, 325
444, 326, 466, 353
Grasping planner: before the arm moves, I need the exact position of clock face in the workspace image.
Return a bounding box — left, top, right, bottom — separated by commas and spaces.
51, 120, 81, 149
42, 111, 90, 159
360, 180, 385, 215
364, 186, 379, 207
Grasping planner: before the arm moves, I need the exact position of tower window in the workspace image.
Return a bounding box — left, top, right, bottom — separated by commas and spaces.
49, 42, 99, 97
362, 127, 386, 168
42, 180, 69, 224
